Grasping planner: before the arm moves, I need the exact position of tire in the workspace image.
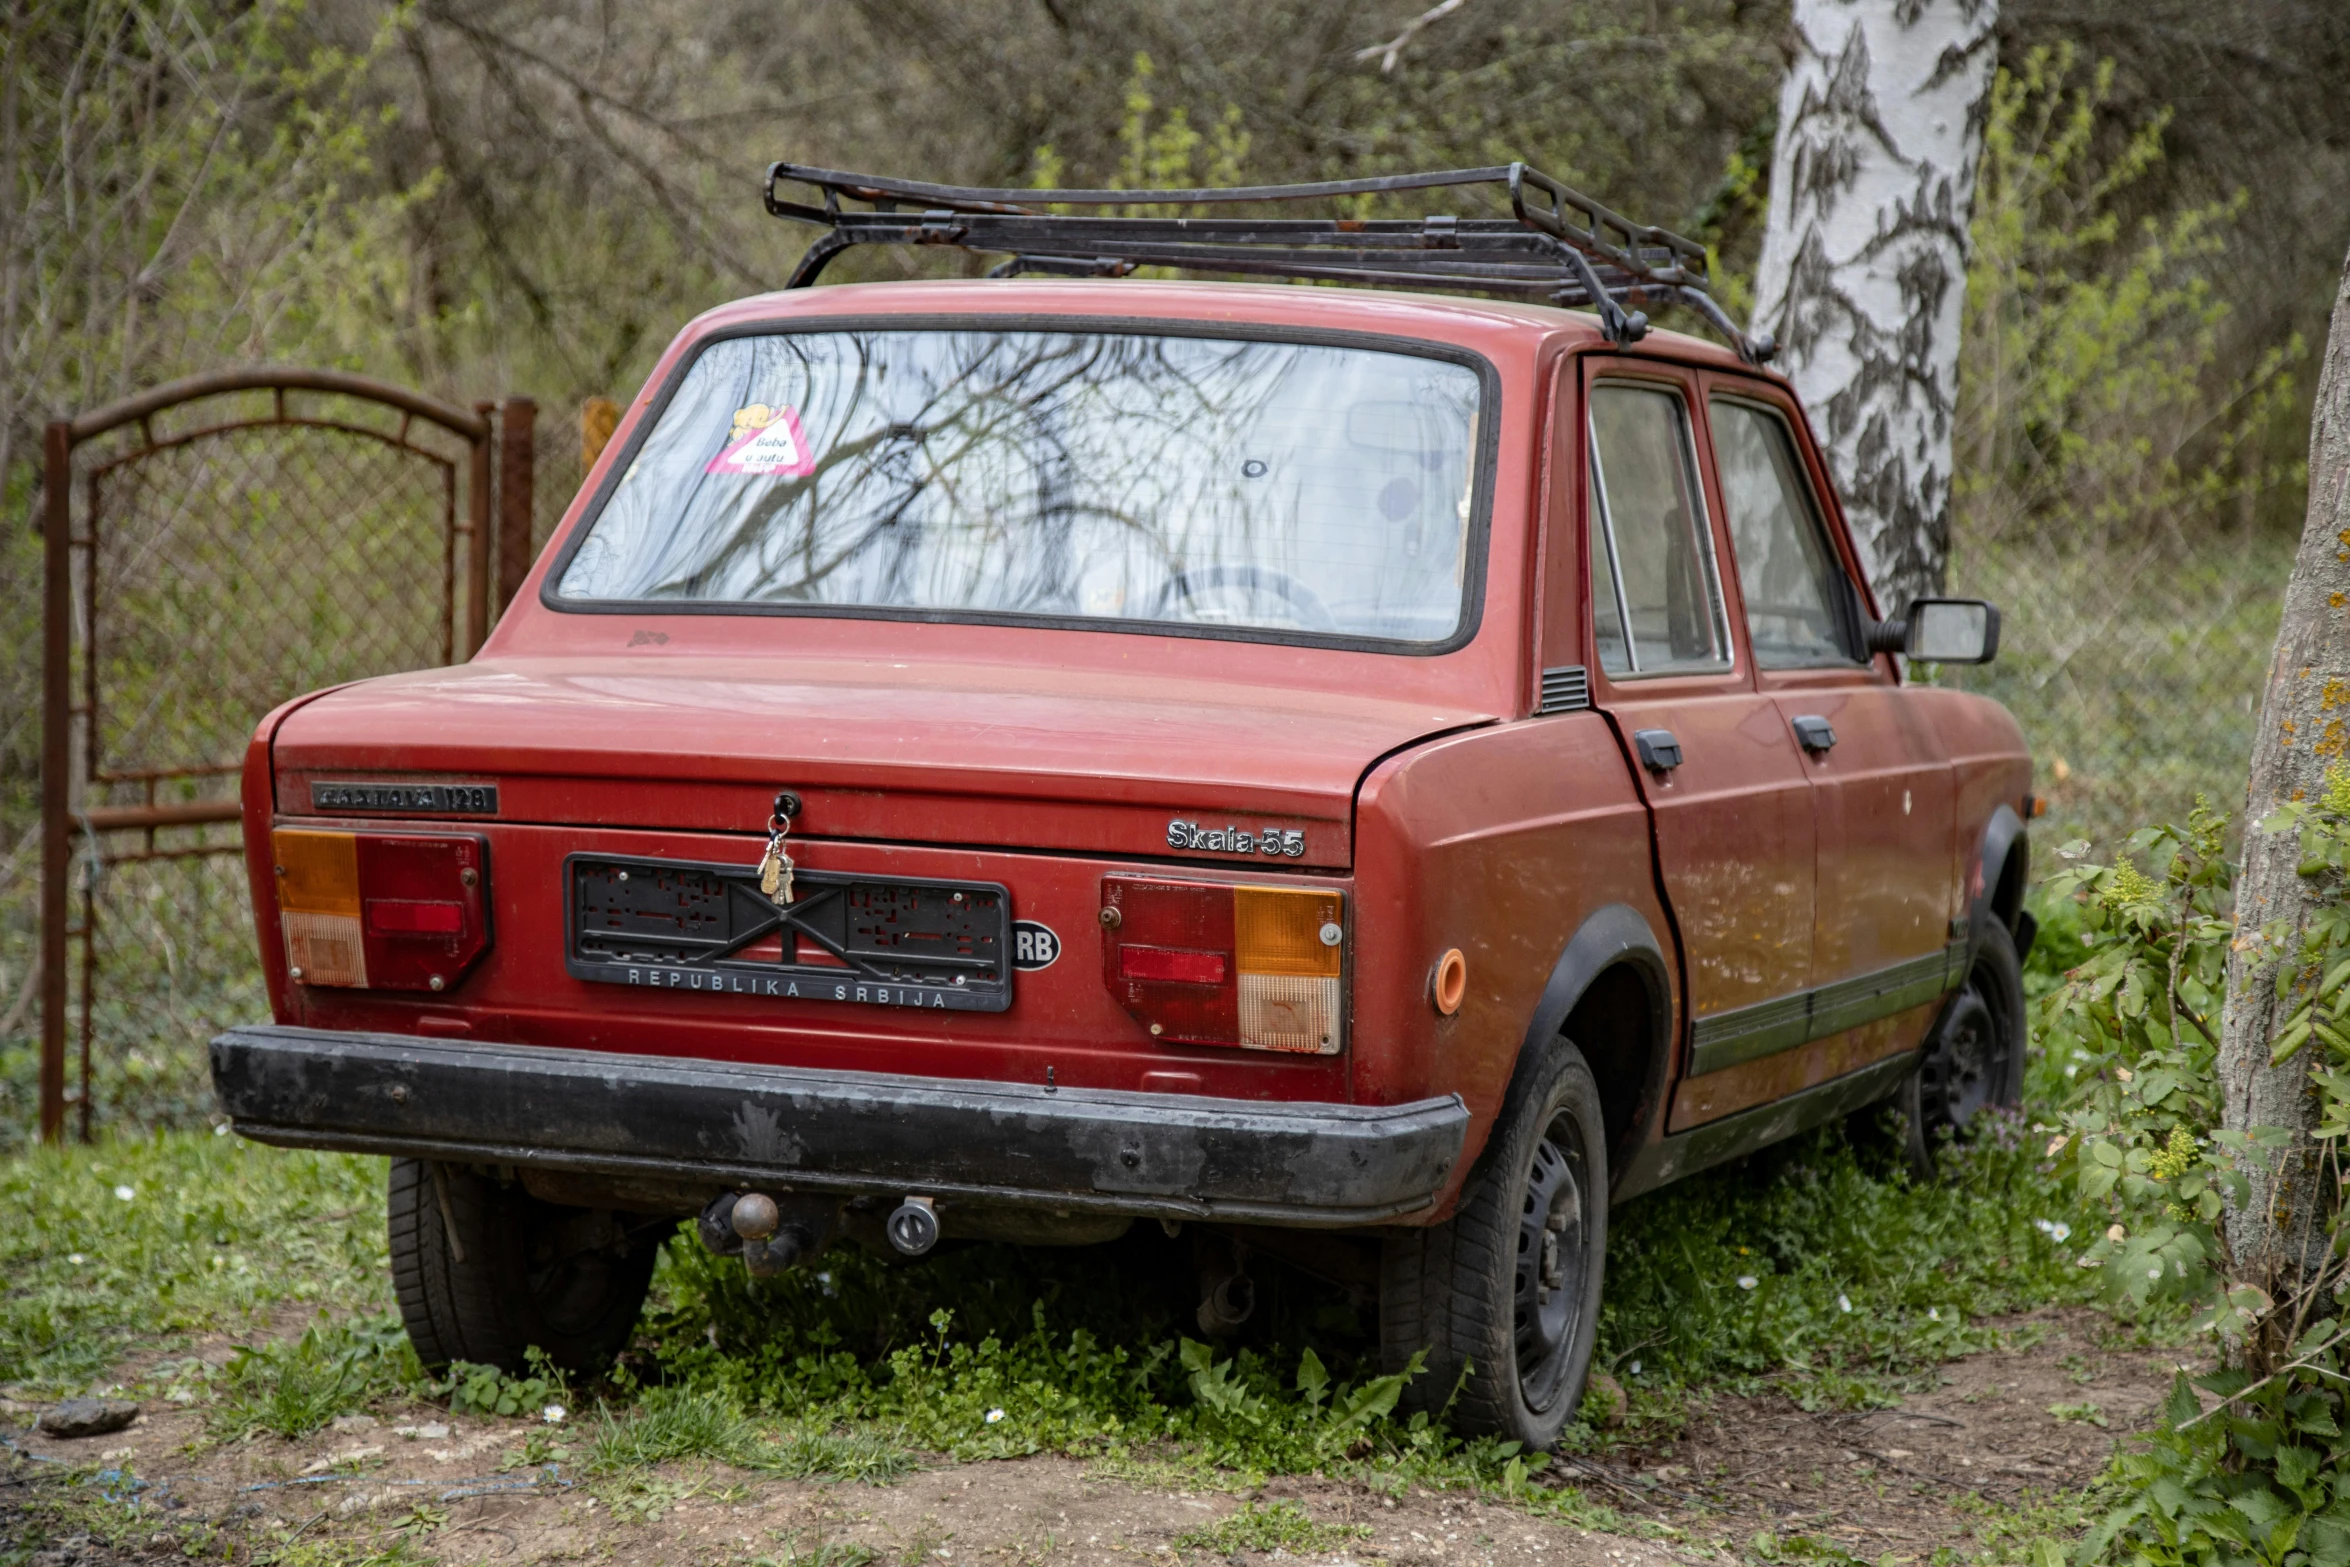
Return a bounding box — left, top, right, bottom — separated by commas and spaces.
1900, 917, 2027, 1178
1379, 1039, 1608, 1450
388, 1158, 661, 1374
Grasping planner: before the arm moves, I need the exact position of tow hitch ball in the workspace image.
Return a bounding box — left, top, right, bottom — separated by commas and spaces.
697, 1190, 811, 1277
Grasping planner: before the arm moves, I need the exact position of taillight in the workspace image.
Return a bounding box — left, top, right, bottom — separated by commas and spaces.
273, 829, 490, 992
1101, 876, 1344, 1054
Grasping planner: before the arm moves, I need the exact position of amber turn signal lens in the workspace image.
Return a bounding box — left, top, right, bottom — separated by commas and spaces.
275, 829, 360, 916
1233, 886, 1342, 978
1432, 947, 1468, 1016
274, 829, 366, 987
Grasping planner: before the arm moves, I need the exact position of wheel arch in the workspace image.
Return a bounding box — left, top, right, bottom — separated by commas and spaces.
1904, 808, 2033, 1147
1973, 803, 2031, 951
1504, 903, 1674, 1192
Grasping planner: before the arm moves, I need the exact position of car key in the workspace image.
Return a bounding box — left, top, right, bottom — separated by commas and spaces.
756, 804, 795, 907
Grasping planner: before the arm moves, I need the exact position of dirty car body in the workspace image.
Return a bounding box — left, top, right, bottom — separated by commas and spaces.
212, 167, 2031, 1447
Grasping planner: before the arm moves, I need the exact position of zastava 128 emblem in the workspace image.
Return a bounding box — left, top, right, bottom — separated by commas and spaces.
1166, 819, 1306, 858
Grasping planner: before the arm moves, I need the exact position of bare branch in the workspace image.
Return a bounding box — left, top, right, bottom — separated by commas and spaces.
1352, 0, 1467, 75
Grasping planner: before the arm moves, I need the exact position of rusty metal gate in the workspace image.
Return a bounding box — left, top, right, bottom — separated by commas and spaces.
34, 369, 547, 1143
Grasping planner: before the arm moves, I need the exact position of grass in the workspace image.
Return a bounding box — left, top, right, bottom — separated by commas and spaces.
1171, 1499, 1372, 1555
751, 1536, 881, 1567
0, 1129, 388, 1395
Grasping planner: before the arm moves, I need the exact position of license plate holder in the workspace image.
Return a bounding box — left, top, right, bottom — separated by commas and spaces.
564, 853, 1012, 1012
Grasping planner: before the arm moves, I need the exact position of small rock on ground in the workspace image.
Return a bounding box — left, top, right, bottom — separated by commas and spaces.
36, 1399, 140, 1439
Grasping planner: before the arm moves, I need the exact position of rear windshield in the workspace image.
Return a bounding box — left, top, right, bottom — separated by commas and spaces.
553, 328, 1487, 646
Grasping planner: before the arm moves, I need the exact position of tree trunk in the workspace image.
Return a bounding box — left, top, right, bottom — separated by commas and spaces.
1750, 0, 1999, 613
2219, 247, 2350, 1304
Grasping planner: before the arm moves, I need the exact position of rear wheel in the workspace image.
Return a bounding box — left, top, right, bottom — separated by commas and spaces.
1901, 918, 2026, 1176
1379, 1040, 1608, 1450
388, 1159, 661, 1374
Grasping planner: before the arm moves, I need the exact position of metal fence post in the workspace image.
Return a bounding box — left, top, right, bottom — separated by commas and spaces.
467, 404, 494, 654
39, 421, 72, 1144
497, 398, 537, 619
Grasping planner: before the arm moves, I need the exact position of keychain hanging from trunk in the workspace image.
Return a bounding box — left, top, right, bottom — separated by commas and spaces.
757, 791, 800, 907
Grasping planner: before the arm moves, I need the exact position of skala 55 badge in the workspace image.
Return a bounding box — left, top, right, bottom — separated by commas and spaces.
1166, 819, 1307, 858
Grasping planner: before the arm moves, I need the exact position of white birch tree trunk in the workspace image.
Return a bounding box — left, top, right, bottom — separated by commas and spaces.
1750, 0, 2000, 612
2219, 248, 2350, 1302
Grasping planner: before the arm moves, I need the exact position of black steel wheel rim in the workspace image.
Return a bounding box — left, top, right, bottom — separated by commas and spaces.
531, 1254, 623, 1335
1918, 985, 2002, 1136
524, 1212, 639, 1335
1511, 1110, 1590, 1413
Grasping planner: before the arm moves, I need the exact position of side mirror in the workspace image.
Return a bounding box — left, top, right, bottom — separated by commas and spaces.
1865, 598, 2001, 664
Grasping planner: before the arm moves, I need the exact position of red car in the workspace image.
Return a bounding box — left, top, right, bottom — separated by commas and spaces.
211, 165, 2032, 1451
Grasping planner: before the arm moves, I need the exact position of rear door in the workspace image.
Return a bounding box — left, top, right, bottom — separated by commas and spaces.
1573, 360, 1817, 1131
1699, 377, 1961, 1091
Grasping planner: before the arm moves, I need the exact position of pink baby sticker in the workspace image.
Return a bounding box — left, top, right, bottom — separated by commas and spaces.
706, 404, 816, 477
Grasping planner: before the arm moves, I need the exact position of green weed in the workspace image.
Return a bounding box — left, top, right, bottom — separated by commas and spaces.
585, 1383, 914, 1483
442, 1349, 567, 1419
1748, 1531, 1872, 1566
752, 1536, 881, 1567
501, 1426, 571, 1470
587, 1471, 737, 1524
755, 1427, 917, 1483
213, 1310, 422, 1439
251, 1533, 436, 1567
585, 1382, 760, 1472
1171, 1499, 1370, 1555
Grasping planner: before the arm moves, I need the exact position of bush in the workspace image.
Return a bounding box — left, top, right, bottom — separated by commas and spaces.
2039, 780, 2350, 1564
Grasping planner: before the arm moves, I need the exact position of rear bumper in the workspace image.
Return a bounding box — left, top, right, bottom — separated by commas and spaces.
209, 1024, 1468, 1227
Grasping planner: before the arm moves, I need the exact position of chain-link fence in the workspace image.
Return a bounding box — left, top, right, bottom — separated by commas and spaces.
0, 391, 620, 1148
1939, 529, 2293, 853
88, 416, 467, 782
532, 399, 606, 559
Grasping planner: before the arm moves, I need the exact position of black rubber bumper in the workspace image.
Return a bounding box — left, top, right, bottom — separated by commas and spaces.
209, 1025, 1469, 1227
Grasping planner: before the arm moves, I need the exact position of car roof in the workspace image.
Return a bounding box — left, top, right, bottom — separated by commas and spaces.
679, 277, 1758, 373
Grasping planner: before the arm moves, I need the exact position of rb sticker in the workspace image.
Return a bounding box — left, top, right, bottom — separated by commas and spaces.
706, 404, 815, 477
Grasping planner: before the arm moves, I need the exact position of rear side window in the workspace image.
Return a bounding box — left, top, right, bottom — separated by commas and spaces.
1586, 384, 1730, 676
1710, 399, 1861, 668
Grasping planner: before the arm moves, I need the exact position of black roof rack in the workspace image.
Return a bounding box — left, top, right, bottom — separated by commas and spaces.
762, 162, 1776, 365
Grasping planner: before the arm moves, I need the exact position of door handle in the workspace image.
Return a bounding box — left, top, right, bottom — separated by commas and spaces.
1633, 728, 1683, 773
1791, 714, 1837, 754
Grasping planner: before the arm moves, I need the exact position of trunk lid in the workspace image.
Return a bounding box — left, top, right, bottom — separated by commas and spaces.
269, 654, 1497, 867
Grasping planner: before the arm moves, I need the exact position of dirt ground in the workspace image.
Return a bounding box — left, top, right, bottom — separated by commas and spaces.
0, 1308, 2186, 1567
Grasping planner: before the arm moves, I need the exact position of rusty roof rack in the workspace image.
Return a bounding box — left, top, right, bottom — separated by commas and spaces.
763, 161, 1776, 365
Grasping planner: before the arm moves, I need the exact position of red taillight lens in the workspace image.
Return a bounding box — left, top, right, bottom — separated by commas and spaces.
273, 829, 490, 992
1101, 876, 1344, 1054
1118, 945, 1230, 985
365, 900, 464, 935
